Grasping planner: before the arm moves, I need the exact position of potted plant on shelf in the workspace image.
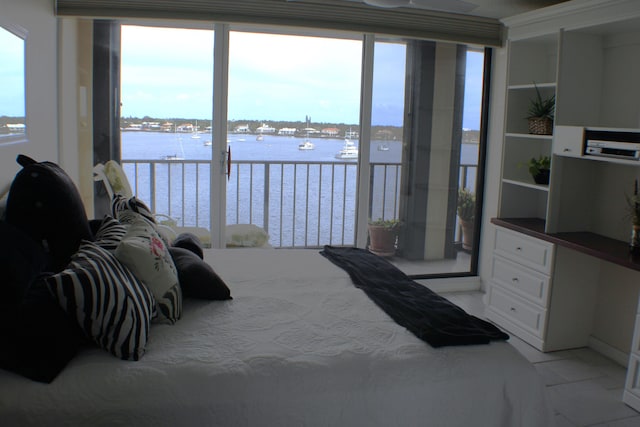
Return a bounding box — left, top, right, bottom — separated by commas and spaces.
527, 83, 555, 135
367, 218, 402, 257
524, 155, 551, 185
457, 188, 475, 250
626, 179, 640, 253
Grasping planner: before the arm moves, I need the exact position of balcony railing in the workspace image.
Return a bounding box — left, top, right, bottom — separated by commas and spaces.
121, 159, 476, 248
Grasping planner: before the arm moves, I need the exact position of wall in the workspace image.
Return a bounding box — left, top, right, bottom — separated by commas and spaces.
0, 0, 58, 192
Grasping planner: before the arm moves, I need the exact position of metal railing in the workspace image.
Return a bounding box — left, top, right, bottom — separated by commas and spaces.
121, 159, 476, 248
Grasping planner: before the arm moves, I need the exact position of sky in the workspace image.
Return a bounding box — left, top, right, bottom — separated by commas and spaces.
0, 24, 482, 129
0, 26, 25, 118
121, 25, 484, 130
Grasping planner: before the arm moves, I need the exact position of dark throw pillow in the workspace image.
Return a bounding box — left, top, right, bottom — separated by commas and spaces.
169, 247, 232, 300
0, 221, 48, 306
0, 281, 86, 383
5, 154, 92, 273
172, 232, 204, 259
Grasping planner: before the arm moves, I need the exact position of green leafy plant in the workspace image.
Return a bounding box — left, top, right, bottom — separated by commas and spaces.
527, 83, 555, 120
457, 189, 475, 222
625, 194, 640, 226
525, 155, 551, 176
368, 218, 402, 231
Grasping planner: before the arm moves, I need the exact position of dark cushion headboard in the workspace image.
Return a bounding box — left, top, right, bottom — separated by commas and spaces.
5, 155, 92, 272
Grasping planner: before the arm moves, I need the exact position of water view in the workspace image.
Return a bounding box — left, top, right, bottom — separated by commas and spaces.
121, 131, 479, 247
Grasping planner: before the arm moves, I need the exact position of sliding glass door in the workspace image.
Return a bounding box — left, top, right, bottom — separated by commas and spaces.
226, 31, 363, 247
109, 21, 488, 278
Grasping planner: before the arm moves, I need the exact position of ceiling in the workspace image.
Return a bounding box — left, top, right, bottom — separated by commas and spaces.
347, 0, 571, 20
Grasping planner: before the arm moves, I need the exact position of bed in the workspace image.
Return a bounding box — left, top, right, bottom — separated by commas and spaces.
0, 247, 553, 427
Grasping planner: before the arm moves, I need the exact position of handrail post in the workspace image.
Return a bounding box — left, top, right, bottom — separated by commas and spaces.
263, 163, 270, 233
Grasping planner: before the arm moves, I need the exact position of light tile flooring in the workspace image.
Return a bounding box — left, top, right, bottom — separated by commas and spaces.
443, 291, 640, 427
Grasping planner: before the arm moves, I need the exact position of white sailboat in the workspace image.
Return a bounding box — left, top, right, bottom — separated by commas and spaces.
298, 114, 315, 150
298, 140, 314, 150
166, 126, 185, 160
191, 120, 201, 139
335, 139, 358, 159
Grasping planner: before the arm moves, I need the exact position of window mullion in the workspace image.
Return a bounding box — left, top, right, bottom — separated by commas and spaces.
355, 33, 375, 249
211, 23, 229, 248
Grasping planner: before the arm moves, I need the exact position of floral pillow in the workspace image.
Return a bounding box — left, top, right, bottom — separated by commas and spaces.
115, 216, 182, 324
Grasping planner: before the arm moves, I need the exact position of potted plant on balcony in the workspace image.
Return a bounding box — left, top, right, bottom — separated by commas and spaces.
525, 155, 551, 185
367, 218, 402, 257
457, 188, 475, 250
527, 83, 555, 135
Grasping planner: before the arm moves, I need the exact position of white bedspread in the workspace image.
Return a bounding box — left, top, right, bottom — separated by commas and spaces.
0, 249, 554, 426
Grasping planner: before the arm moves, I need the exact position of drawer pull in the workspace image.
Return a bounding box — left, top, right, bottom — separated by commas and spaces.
515, 247, 522, 251
511, 277, 519, 283
510, 307, 517, 312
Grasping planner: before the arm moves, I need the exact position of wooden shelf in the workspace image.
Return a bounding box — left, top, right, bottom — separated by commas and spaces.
492, 217, 640, 272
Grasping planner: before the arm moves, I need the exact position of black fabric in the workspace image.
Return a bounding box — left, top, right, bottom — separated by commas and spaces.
320, 246, 509, 347
172, 232, 204, 259
5, 155, 92, 273
0, 221, 48, 306
0, 280, 86, 383
169, 247, 232, 300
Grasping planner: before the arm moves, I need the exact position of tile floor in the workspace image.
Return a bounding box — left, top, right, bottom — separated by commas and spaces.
443, 291, 640, 427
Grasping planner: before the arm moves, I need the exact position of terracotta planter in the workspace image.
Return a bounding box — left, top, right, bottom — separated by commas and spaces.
368, 225, 398, 257
460, 219, 474, 251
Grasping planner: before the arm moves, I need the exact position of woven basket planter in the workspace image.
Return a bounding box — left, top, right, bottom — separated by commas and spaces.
528, 117, 553, 135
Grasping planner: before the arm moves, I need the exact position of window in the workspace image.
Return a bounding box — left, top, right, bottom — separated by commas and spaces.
0, 25, 26, 144
108, 22, 489, 278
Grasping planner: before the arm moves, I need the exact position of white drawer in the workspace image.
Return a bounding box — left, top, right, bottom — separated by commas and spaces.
491, 255, 550, 307
494, 227, 554, 274
488, 285, 546, 338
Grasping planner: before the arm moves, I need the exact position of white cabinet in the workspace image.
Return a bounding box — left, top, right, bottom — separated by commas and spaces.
491, 0, 640, 412
553, 126, 584, 158
487, 227, 554, 351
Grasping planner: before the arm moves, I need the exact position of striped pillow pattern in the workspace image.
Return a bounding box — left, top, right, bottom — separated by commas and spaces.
111, 193, 156, 224
46, 240, 155, 361
94, 216, 128, 252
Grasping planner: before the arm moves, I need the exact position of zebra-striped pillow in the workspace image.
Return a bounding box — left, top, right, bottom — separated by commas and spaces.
46, 240, 155, 361
94, 216, 128, 252
111, 193, 155, 224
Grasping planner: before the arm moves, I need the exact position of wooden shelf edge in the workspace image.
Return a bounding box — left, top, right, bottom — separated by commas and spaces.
491, 217, 640, 272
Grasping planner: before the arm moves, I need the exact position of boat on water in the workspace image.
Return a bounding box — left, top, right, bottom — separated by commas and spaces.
191, 120, 201, 139
335, 139, 358, 159
164, 154, 184, 161
256, 135, 264, 141
298, 140, 314, 150
203, 140, 212, 146
377, 143, 389, 151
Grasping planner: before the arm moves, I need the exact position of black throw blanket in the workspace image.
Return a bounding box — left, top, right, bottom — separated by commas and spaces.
320, 246, 509, 347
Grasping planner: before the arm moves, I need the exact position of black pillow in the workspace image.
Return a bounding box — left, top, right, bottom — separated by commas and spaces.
172, 232, 204, 259
0, 280, 86, 383
5, 155, 92, 273
169, 247, 232, 300
0, 221, 48, 306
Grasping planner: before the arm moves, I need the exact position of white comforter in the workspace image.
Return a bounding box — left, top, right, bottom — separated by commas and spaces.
0, 249, 553, 426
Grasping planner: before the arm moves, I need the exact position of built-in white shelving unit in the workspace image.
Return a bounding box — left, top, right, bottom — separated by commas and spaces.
485, 0, 640, 412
